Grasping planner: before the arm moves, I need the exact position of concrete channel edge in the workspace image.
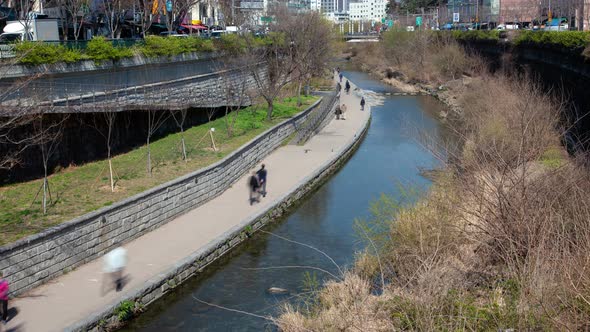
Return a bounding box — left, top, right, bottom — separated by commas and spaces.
68, 108, 372, 332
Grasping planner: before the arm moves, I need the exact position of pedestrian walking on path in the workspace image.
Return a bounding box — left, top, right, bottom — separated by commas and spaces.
340, 104, 348, 120
0, 273, 8, 323
336, 82, 341, 95
249, 171, 261, 205
360, 97, 366, 111
335, 104, 342, 120
345, 80, 351, 95
339, 73, 343, 83
102, 247, 127, 294
257, 164, 267, 197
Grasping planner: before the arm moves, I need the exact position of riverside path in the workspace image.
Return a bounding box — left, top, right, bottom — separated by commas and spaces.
4, 76, 370, 332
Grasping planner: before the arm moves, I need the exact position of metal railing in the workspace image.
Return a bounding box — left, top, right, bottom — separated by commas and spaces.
292, 90, 339, 145
0, 44, 15, 58
0, 66, 258, 114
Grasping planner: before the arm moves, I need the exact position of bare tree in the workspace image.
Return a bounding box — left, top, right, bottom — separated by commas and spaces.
89, 111, 118, 191
216, 60, 254, 137
31, 113, 69, 214
145, 109, 169, 175
61, 0, 89, 40
171, 108, 189, 161
243, 31, 297, 121
290, 12, 332, 106
165, 0, 202, 33
137, 0, 158, 37
102, 0, 133, 38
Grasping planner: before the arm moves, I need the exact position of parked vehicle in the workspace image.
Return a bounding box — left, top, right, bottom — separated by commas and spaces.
0, 17, 59, 42
159, 31, 189, 38
441, 23, 453, 30
544, 18, 568, 31
505, 22, 521, 30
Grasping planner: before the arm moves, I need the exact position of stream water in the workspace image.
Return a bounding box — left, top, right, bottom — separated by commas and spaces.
122, 70, 451, 331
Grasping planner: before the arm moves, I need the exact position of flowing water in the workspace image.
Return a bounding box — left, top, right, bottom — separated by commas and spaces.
122, 70, 452, 331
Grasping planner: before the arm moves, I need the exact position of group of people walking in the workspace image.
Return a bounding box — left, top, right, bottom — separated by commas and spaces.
249, 164, 268, 205
335, 67, 367, 119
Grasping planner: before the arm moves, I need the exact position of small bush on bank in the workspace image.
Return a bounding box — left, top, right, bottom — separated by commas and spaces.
15, 42, 83, 65
451, 30, 500, 42
139, 36, 215, 57
86, 36, 134, 62
514, 30, 590, 49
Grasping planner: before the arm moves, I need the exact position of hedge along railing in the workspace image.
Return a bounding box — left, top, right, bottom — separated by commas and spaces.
513, 30, 590, 49
0, 99, 322, 297
447, 30, 590, 53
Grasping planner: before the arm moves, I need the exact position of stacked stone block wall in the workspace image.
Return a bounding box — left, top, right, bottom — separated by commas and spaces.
0, 98, 321, 297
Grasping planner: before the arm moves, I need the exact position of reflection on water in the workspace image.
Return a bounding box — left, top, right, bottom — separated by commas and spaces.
122, 71, 451, 331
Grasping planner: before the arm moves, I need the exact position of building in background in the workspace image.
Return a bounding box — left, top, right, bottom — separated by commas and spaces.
349, 0, 386, 21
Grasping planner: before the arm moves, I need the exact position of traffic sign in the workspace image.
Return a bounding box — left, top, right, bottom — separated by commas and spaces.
453, 13, 460, 23
261, 16, 272, 22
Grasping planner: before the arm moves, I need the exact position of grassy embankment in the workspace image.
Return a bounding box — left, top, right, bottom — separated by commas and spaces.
277, 30, 590, 331
0, 96, 317, 245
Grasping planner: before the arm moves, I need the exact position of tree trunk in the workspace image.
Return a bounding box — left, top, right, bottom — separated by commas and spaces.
42, 165, 48, 214
108, 156, 115, 192
180, 126, 187, 161
147, 137, 152, 176
297, 81, 303, 107
266, 100, 274, 121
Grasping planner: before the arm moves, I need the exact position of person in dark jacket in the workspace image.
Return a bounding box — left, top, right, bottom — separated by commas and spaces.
360, 97, 366, 111
335, 104, 342, 120
256, 164, 268, 197
345, 80, 351, 94
249, 171, 260, 205
339, 72, 343, 82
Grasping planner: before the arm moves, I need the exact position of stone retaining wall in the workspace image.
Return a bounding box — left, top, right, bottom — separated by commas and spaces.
0, 98, 322, 297
70, 100, 371, 332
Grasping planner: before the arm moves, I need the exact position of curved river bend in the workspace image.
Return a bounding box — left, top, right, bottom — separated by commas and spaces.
122, 71, 451, 331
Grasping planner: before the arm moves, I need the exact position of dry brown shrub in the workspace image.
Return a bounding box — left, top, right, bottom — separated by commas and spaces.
279, 39, 590, 331
276, 273, 394, 332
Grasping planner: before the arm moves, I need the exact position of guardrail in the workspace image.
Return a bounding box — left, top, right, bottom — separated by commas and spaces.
292, 90, 339, 145
0, 44, 15, 58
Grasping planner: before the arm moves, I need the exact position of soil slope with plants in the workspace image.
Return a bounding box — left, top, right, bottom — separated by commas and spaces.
276, 31, 590, 331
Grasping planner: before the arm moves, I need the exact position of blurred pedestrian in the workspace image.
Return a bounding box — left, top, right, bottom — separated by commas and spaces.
336, 82, 341, 94
339, 72, 343, 82
345, 80, 351, 94
340, 104, 348, 120
335, 104, 342, 120
102, 247, 127, 294
360, 97, 366, 111
249, 171, 260, 205
0, 272, 8, 323
257, 164, 268, 197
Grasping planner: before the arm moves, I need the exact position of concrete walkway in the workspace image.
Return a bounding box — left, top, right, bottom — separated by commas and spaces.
4, 76, 370, 332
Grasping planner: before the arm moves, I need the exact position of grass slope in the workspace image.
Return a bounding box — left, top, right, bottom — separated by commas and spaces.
0, 96, 317, 245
